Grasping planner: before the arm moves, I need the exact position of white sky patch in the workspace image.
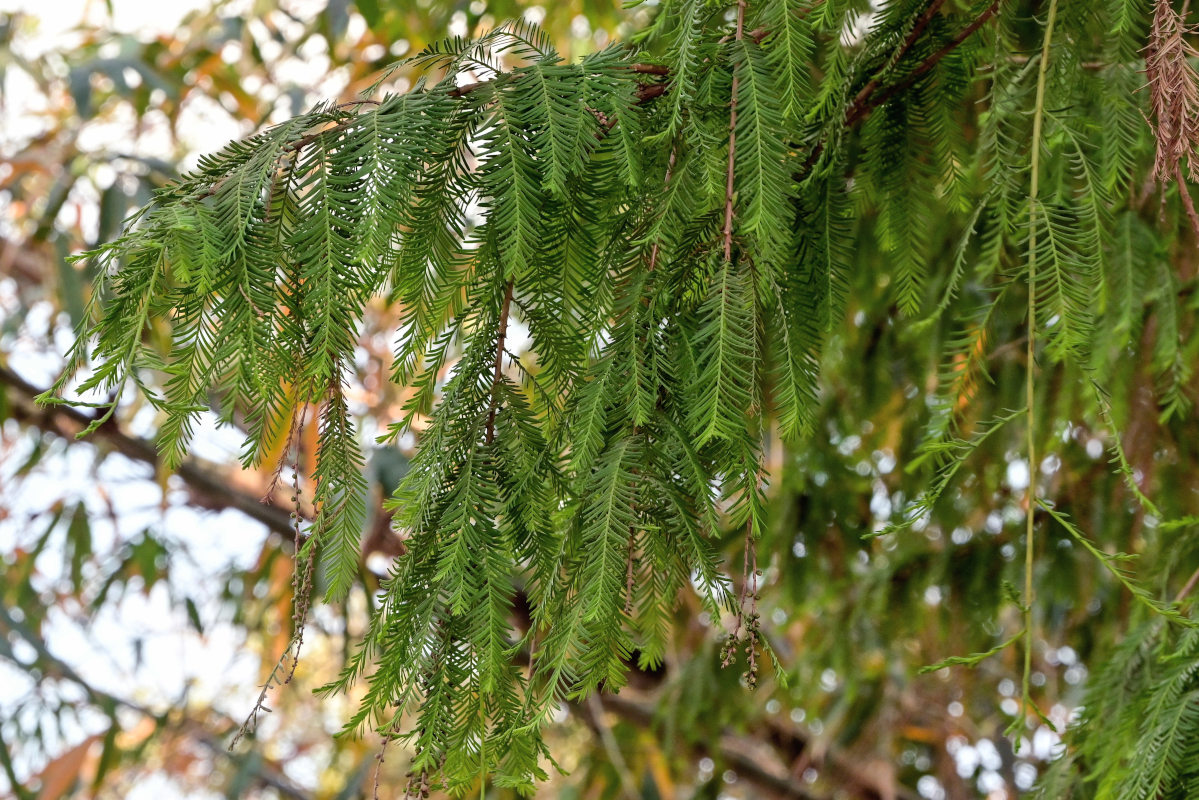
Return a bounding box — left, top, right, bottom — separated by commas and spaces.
0, 0, 223, 42
1006, 459, 1030, 492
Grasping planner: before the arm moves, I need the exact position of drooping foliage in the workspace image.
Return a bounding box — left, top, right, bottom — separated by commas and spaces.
38, 0, 1199, 795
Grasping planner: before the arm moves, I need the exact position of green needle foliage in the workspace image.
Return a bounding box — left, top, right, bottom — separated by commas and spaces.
37, 0, 1199, 794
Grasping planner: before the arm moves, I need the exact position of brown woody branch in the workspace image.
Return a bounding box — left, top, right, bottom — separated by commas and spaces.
1176, 160, 1199, 237
0, 364, 296, 536
594, 693, 919, 800
0, 236, 51, 284
280, 63, 669, 160
848, 0, 1002, 125
230, 1, 998, 199
584, 694, 820, 800
798, 0, 1001, 172
847, 0, 947, 124
723, 0, 748, 262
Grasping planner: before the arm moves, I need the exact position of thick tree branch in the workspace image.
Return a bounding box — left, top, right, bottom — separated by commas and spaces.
0, 364, 295, 536
0, 236, 51, 284
201, 3, 996, 211
278, 63, 671, 177
1175, 160, 1199, 238
587, 694, 820, 800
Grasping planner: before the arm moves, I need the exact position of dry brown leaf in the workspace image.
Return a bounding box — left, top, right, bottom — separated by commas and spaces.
34, 735, 99, 800
1145, 0, 1199, 235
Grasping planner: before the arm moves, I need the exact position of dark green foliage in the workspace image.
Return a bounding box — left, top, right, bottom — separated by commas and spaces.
39, 0, 1199, 794
1038, 620, 1199, 800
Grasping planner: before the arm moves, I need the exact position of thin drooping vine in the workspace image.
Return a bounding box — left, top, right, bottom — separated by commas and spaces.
1017, 0, 1058, 739
723, 0, 746, 264
286, 403, 316, 684
231, 398, 316, 749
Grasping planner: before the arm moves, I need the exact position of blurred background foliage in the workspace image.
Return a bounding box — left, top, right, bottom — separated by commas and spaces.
1, 0, 1197, 799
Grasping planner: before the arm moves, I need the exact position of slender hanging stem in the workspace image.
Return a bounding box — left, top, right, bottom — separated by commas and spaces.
1022, 0, 1058, 735
286, 402, 312, 685
485, 279, 515, 445
723, 0, 746, 262
648, 148, 677, 273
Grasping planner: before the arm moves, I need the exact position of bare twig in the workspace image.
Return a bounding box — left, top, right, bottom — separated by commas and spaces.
373, 718, 402, 800
1175, 160, 1199, 235
595, 693, 878, 800
1176, 564, 1199, 604
802, 0, 1001, 171
624, 530, 637, 616
285, 403, 314, 685
647, 148, 677, 272
586, 695, 640, 800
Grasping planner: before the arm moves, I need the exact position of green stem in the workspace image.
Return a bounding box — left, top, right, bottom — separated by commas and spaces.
1022, 0, 1058, 740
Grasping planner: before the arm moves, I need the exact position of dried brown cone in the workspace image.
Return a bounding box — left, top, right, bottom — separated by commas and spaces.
1145, 0, 1199, 234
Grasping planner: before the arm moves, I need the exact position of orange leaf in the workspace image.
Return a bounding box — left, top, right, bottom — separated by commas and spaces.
35, 735, 99, 800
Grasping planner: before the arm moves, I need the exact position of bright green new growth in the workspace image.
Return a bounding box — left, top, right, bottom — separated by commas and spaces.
39, 0, 1199, 795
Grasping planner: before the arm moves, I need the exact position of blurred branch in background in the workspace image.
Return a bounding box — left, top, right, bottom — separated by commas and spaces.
0, 602, 312, 800
1, 363, 295, 534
